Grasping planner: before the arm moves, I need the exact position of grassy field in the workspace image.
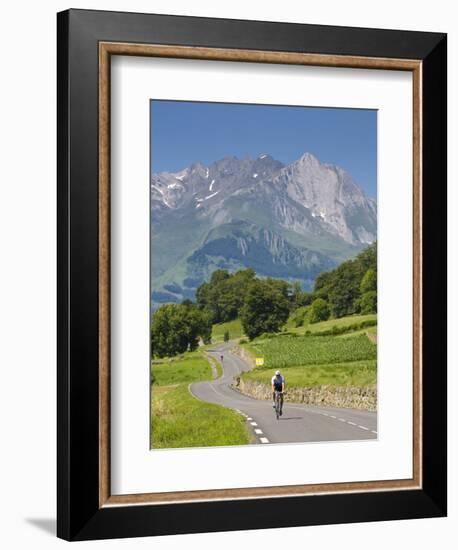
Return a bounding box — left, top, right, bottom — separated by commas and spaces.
211, 318, 245, 342
287, 313, 377, 335
240, 314, 377, 389
242, 359, 376, 387
151, 351, 212, 386
338, 326, 377, 339
212, 313, 376, 342
245, 334, 376, 369
151, 351, 249, 448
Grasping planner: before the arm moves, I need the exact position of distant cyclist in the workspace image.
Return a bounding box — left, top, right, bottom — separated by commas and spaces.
220, 354, 224, 363
271, 370, 285, 416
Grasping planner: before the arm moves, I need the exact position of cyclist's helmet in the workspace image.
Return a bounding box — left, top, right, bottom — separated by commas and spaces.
275, 370, 281, 376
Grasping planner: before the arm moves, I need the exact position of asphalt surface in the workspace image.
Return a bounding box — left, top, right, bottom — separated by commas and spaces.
190, 342, 377, 444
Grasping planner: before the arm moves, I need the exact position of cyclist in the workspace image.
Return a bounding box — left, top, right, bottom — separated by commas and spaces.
271, 370, 285, 416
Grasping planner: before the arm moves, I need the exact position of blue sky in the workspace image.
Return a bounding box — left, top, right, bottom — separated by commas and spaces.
150, 100, 377, 198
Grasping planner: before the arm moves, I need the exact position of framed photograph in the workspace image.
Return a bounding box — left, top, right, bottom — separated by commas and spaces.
57, 9, 447, 541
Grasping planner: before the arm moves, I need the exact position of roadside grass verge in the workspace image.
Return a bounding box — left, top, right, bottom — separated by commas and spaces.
212, 318, 244, 342
241, 359, 376, 388
151, 350, 249, 448
151, 351, 212, 386
205, 353, 223, 378
151, 384, 249, 448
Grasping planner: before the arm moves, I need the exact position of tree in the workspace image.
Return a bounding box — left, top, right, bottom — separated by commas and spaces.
311, 242, 377, 319
327, 261, 361, 318
290, 305, 310, 327
223, 330, 230, 342
308, 298, 330, 324
186, 306, 212, 350
360, 268, 377, 294
151, 303, 212, 357
150, 304, 189, 358
240, 280, 290, 340
296, 290, 314, 308
195, 268, 255, 324
313, 271, 334, 301
358, 242, 377, 272
288, 281, 303, 310
360, 290, 377, 314
198, 310, 213, 345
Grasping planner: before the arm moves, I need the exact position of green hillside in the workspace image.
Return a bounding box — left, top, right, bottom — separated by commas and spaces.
212, 318, 245, 342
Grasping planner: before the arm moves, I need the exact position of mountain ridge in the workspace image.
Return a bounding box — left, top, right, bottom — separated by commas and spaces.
151, 151, 376, 305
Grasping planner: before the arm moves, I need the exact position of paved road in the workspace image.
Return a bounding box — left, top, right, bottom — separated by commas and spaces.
190, 342, 377, 445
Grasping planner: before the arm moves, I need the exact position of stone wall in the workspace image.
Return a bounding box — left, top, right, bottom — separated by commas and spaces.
234, 378, 377, 411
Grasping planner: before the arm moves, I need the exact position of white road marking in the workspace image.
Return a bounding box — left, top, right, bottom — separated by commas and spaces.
322, 415, 376, 435
191, 350, 377, 444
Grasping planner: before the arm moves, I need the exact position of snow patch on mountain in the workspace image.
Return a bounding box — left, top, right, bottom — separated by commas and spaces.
151, 151, 376, 246
204, 191, 219, 200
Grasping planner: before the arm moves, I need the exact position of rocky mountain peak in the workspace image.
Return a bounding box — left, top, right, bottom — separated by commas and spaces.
297, 151, 320, 165
152, 150, 375, 244
150, 150, 376, 304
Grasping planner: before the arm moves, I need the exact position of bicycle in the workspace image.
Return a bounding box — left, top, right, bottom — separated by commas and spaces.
274, 390, 284, 420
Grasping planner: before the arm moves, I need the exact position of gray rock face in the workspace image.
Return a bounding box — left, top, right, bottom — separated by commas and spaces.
272, 152, 376, 245
151, 152, 376, 304
151, 154, 284, 213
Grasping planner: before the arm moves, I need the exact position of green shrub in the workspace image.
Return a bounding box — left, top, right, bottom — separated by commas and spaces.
309, 298, 331, 324
290, 305, 310, 328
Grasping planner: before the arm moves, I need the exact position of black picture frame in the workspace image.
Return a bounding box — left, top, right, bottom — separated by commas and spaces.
57, 8, 447, 541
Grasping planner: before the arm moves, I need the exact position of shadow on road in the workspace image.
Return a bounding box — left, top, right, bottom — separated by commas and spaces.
278, 416, 303, 421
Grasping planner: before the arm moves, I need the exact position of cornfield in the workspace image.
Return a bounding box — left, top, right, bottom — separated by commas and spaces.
247, 335, 376, 368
